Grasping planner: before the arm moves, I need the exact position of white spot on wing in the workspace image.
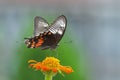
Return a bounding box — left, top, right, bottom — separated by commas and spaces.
38, 21, 48, 27
35, 34, 40, 36
59, 20, 65, 27
58, 29, 63, 35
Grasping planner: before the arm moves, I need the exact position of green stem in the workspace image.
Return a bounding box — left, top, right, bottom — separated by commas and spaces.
45, 74, 53, 80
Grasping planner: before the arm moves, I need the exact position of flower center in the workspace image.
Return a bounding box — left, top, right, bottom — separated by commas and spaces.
42, 57, 60, 69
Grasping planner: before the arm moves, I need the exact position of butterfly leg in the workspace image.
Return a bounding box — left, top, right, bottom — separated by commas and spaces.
41, 46, 50, 50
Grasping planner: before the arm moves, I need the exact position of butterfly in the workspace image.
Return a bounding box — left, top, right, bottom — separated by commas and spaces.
24, 15, 67, 50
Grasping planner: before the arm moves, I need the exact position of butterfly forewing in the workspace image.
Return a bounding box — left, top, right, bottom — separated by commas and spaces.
49, 15, 67, 43
34, 16, 49, 36
49, 15, 66, 35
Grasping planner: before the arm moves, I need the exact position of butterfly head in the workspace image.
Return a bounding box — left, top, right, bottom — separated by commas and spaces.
24, 38, 33, 48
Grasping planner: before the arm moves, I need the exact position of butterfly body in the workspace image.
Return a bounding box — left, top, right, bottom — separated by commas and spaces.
25, 15, 67, 50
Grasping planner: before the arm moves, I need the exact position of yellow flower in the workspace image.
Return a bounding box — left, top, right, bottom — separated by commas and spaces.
28, 57, 73, 74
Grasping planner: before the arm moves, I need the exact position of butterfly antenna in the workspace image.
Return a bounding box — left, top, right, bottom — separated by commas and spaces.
15, 40, 25, 44
24, 38, 30, 39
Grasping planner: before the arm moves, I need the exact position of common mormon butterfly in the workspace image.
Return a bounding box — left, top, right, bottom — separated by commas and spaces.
24, 15, 67, 50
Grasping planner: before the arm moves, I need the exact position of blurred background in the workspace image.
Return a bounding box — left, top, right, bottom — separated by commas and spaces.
0, 0, 120, 80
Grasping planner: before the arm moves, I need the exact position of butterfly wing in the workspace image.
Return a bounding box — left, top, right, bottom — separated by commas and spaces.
49, 15, 67, 49
34, 16, 49, 36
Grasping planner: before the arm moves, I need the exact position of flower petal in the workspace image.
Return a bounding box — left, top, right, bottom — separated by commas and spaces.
28, 60, 37, 63
59, 65, 74, 74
